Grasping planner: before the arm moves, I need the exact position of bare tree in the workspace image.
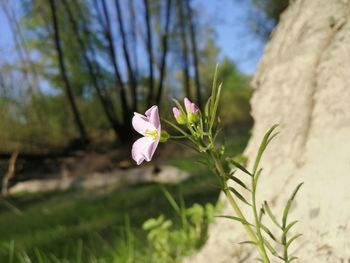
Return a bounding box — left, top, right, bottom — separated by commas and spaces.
155, 0, 173, 105
115, 0, 138, 111
177, 0, 191, 98
61, 0, 129, 141
143, 0, 155, 107
48, 0, 88, 143
98, 0, 131, 128
185, 0, 202, 109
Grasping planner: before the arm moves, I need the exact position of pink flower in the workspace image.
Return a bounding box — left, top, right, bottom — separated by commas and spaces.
132, 106, 161, 165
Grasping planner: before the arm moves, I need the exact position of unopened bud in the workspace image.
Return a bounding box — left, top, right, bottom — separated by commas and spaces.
160, 130, 170, 142
172, 107, 186, 125
183, 98, 200, 124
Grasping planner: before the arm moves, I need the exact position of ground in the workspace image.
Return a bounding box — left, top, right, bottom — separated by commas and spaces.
0, 133, 248, 262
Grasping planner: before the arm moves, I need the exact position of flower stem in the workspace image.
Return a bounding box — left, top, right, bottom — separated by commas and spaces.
209, 150, 270, 263
252, 177, 270, 263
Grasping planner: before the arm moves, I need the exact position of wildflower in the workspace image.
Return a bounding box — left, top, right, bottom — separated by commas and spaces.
184, 97, 200, 124
172, 107, 187, 125
132, 106, 161, 165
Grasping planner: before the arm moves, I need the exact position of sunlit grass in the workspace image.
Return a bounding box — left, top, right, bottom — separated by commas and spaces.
0, 133, 249, 262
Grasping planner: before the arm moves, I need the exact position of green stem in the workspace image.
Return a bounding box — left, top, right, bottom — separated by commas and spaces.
209, 150, 270, 263
252, 179, 270, 263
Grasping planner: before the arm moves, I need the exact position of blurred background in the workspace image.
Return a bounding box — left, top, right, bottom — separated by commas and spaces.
0, 0, 288, 262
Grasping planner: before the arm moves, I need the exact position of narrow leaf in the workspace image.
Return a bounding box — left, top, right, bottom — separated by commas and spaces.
253, 124, 279, 175
263, 238, 279, 257
227, 173, 250, 191
288, 256, 298, 263
259, 206, 265, 221
260, 224, 277, 242
239, 240, 257, 246
264, 201, 281, 228
204, 96, 212, 120
284, 220, 298, 234
282, 183, 303, 227
229, 159, 253, 176
286, 234, 302, 249
229, 187, 251, 206
209, 82, 222, 132
160, 186, 180, 214
216, 215, 252, 226
254, 168, 263, 186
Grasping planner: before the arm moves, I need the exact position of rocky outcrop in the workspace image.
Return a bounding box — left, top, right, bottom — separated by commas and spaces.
186, 0, 350, 262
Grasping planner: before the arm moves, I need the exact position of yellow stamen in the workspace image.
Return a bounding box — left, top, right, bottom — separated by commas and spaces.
144, 129, 158, 140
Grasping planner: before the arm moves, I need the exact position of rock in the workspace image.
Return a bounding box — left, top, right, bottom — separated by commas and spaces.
186, 0, 350, 262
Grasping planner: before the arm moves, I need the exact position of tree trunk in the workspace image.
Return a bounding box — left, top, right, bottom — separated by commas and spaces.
186, 0, 350, 262
144, 0, 155, 107
49, 0, 88, 144
155, 0, 172, 105
115, 0, 138, 112
62, 0, 130, 142
99, 0, 131, 128
185, 0, 202, 109
177, 0, 191, 99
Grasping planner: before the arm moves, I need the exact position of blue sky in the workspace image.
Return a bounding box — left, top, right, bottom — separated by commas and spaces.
0, 0, 265, 75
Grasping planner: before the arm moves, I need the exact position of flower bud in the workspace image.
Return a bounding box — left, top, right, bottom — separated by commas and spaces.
184, 97, 192, 113
172, 107, 186, 125
183, 98, 200, 124
160, 130, 170, 142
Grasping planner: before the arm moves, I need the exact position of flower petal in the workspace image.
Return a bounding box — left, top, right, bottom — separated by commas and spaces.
145, 105, 161, 132
184, 97, 191, 113
132, 137, 153, 165
144, 138, 160, 161
131, 137, 159, 165
132, 112, 156, 135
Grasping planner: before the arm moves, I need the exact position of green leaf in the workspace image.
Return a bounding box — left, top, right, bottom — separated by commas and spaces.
228, 187, 251, 206
209, 82, 222, 132
260, 224, 277, 242
210, 65, 219, 106
284, 220, 298, 234
226, 173, 250, 191
263, 238, 280, 257
253, 124, 279, 175
239, 240, 257, 246
263, 201, 281, 228
288, 256, 298, 263
228, 159, 253, 177
160, 186, 181, 215
254, 168, 263, 188
216, 215, 252, 226
204, 96, 212, 120
142, 215, 165, 230
259, 206, 265, 221
286, 234, 302, 249
282, 183, 303, 228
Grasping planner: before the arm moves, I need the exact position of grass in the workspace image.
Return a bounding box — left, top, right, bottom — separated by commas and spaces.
0, 133, 249, 262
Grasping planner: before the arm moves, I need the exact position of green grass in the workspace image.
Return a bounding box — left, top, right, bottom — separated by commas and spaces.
0, 134, 249, 262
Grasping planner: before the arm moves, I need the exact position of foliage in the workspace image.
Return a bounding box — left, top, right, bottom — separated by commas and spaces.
142, 187, 218, 263
0, 0, 253, 152
160, 68, 303, 262
0, 133, 249, 262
